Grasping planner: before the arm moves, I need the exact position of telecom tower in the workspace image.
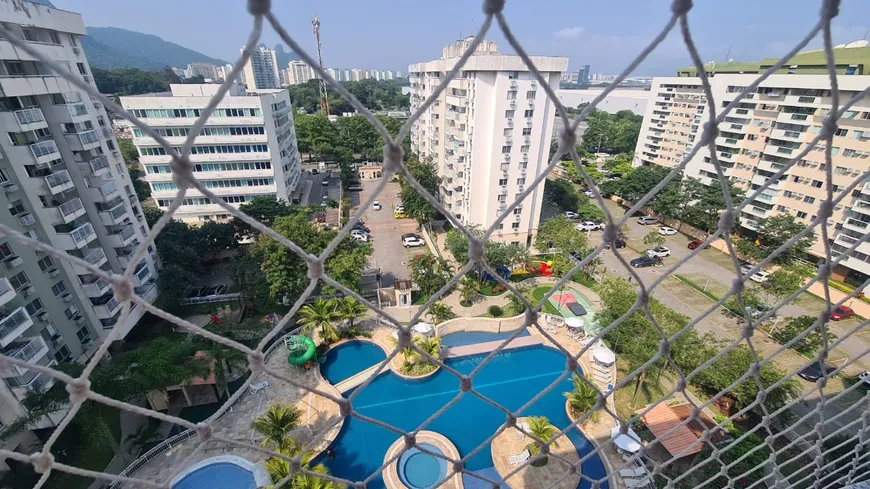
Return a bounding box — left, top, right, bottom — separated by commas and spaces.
312, 14, 330, 115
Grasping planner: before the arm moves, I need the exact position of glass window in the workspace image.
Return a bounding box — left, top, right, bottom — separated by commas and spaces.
24, 298, 44, 315
51, 281, 67, 296
37, 255, 54, 272
8, 271, 27, 289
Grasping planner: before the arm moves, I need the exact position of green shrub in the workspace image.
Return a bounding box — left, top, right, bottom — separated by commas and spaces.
487, 305, 504, 317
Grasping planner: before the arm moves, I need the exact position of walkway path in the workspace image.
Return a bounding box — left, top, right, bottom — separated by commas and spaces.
443, 334, 543, 359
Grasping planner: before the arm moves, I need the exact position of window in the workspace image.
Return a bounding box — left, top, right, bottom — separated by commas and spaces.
803, 196, 815, 204
796, 211, 808, 219
497, 195, 507, 202
520, 145, 530, 153
511, 222, 520, 230
522, 128, 532, 136
24, 298, 44, 315
831, 147, 840, 155
500, 163, 509, 171
519, 162, 528, 170
776, 205, 789, 212
513, 207, 522, 215
7, 200, 25, 216
0, 168, 7, 184
4, 61, 24, 75
523, 109, 534, 117
68, 34, 77, 46
65, 305, 79, 319
49, 31, 61, 45
8, 271, 28, 289
835, 128, 848, 137
517, 178, 526, 185
76, 326, 91, 342
51, 281, 67, 297
501, 145, 511, 153
812, 180, 823, 188
505, 109, 515, 118
497, 223, 504, 230
843, 149, 857, 157
498, 178, 508, 186
526, 91, 536, 100
507, 91, 517, 100
508, 72, 519, 79
76, 62, 87, 75
54, 345, 71, 362
503, 128, 512, 137
0, 243, 13, 260
37, 255, 54, 272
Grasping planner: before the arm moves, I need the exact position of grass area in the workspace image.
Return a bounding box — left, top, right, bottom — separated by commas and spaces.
51, 406, 122, 489
530, 286, 560, 315
478, 280, 507, 296
613, 358, 671, 419
411, 291, 428, 306
569, 272, 597, 289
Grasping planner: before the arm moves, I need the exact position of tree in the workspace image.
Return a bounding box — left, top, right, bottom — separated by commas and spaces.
445, 228, 472, 262
564, 373, 599, 423
234, 196, 297, 237
505, 291, 527, 316
647, 179, 689, 228
157, 263, 198, 310
118, 138, 139, 164
617, 166, 672, 203
198, 221, 237, 261
736, 214, 814, 265
263, 440, 340, 489
298, 298, 341, 343
526, 416, 557, 466
426, 302, 455, 324
543, 178, 582, 211
252, 403, 303, 450
229, 249, 272, 312
294, 114, 337, 161
576, 203, 605, 222
92, 67, 181, 96
643, 231, 666, 249
415, 336, 442, 362
408, 254, 453, 299
681, 177, 745, 235
143, 206, 164, 227
400, 158, 441, 224
458, 276, 478, 305
771, 315, 837, 356
535, 216, 588, 253
581, 111, 643, 154
763, 262, 816, 304
335, 297, 368, 330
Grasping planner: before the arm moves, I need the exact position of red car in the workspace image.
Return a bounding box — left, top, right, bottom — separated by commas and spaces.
687, 239, 703, 250
830, 306, 855, 321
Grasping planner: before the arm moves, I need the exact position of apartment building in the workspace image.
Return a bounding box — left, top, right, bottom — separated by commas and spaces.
286, 60, 317, 86
120, 83, 302, 224
634, 73, 870, 287
0, 2, 158, 449
185, 62, 220, 81
241, 45, 280, 90
409, 38, 567, 246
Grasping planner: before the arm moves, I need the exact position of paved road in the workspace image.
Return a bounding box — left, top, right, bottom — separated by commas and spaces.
354, 181, 419, 287
300, 170, 340, 207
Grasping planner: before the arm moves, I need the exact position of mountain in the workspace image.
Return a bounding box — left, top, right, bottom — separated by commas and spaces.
81, 27, 228, 70
273, 43, 298, 69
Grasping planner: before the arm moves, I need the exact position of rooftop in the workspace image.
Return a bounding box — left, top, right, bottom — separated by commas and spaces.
677, 41, 870, 76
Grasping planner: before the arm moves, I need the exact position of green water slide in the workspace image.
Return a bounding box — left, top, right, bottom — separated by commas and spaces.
286, 335, 316, 366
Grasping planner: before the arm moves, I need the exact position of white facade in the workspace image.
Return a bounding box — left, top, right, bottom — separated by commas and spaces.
0, 0, 158, 450
409, 38, 568, 246
121, 84, 302, 224
557, 88, 648, 115
287, 60, 316, 86
241, 46, 279, 90
185, 63, 220, 81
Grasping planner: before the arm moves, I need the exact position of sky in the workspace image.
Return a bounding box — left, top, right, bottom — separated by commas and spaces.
53, 0, 870, 77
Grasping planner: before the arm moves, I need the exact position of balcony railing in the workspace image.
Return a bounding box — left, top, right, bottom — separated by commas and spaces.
14, 107, 44, 125
44, 170, 72, 192
85, 155, 109, 174
66, 103, 88, 118
59, 198, 84, 218
70, 130, 99, 146
0, 307, 32, 343
61, 222, 95, 247
30, 140, 59, 159
82, 248, 107, 266
1, 336, 48, 376
116, 225, 135, 241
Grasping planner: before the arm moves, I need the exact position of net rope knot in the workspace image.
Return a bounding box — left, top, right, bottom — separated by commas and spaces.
468, 237, 484, 262
66, 378, 91, 404
246, 0, 270, 15
482, 0, 505, 15
169, 155, 194, 191
820, 116, 838, 140
383, 142, 404, 176
403, 433, 417, 449
307, 257, 325, 281
696, 121, 718, 147
247, 350, 265, 373
111, 275, 133, 303
820, 0, 841, 20
30, 452, 54, 474
195, 422, 214, 442
670, 0, 693, 15
559, 128, 576, 151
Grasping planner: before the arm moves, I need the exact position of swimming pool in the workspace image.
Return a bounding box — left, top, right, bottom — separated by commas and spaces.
320, 340, 386, 384
439, 328, 530, 348
397, 443, 447, 489
320, 346, 608, 489
172, 462, 256, 489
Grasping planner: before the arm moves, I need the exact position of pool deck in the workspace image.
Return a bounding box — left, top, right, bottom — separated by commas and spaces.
443, 334, 544, 359
490, 417, 581, 489
384, 430, 463, 489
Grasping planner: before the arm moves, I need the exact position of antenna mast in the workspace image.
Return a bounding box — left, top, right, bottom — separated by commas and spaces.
312, 13, 330, 115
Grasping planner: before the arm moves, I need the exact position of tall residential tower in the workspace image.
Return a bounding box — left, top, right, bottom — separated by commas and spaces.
241, 45, 280, 90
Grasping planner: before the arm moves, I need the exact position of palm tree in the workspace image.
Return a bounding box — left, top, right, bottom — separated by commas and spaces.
252, 403, 303, 450
335, 297, 368, 331
415, 336, 442, 363
389, 335, 419, 365
564, 373, 599, 423
426, 302, 455, 324
458, 276, 478, 305
526, 416, 557, 467
298, 298, 341, 342
505, 293, 527, 316
292, 464, 342, 489
264, 441, 340, 489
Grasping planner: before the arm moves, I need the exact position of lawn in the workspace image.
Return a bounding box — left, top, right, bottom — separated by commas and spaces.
478, 280, 508, 296
613, 358, 673, 419
530, 286, 560, 315
49, 405, 122, 489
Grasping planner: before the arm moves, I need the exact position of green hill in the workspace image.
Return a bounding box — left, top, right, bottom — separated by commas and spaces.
82, 27, 227, 70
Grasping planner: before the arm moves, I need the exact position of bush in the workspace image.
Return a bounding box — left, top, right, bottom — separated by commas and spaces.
459, 299, 473, 307
488, 305, 504, 317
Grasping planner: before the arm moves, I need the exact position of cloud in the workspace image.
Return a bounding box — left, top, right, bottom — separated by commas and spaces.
554, 26, 584, 40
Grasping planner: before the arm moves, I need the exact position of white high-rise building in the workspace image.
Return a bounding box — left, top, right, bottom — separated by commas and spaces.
287, 60, 317, 86
0, 2, 159, 456
121, 84, 303, 224
241, 45, 280, 89
409, 38, 567, 245
185, 62, 220, 81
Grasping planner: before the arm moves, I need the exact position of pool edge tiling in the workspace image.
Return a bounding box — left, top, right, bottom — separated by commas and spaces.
385, 431, 463, 489
169, 455, 270, 489
320, 339, 388, 384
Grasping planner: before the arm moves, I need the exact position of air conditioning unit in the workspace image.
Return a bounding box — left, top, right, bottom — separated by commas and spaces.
48, 269, 60, 278
61, 355, 72, 362
22, 286, 35, 297
61, 293, 72, 302
3, 183, 19, 193
72, 47, 80, 55
36, 312, 49, 322
74, 316, 85, 326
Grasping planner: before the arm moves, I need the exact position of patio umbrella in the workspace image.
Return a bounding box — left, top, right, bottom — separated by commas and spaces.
593, 346, 616, 366
413, 322, 434, 335
610, 425, 642, 453
565, 317, 584, 329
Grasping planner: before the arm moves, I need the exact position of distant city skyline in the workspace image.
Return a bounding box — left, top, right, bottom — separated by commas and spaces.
55, 0, 870, 76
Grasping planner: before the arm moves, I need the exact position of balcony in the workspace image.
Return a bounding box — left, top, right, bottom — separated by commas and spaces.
65, 102, 89, 120
770, 128, 803, 141
15, 213, 35, 227
13, 107, 47, 131
98, 202, 129, 226
55, 222, 96, 250
80, 155, 110, 177
843, 217, 870, 234
88, 181, 118, 202
132, 264, 152, 286
46, 197, 86, 224
30, 140, 59, 165
0, 336, 48, 377
81, 276, 111, 297
65, 130, 100, 150
0, 308, 33, 347
44, 170, 74, 194
0, 278, 14, 307
72, 247, 108, 274
11, 361, 56, 400
92, 296, 122, 319
106, 225, 136, 247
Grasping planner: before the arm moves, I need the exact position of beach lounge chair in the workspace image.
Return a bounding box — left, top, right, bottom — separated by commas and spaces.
249, 381, 269, 393
508, 449, 531, 466
622, 452, 639, 463
515, 421, 529, 441
624, 476, 652, 488
619, 467, 646, 478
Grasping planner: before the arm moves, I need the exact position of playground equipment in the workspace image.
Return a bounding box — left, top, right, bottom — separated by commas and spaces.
480, 265, 512, 283
286, 335, 316, 366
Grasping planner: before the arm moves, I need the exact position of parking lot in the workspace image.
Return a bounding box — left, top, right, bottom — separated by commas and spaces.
300, 170, 341, 207
352, 180, 421, 287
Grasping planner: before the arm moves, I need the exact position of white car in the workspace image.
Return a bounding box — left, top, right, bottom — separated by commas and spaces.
350, 233, 370, 243
749, 271, 770, 283
563, 211, 579, 220
575, 221, 601, 232
402, 235, 426, 248
646, 246, 671, 258
658, 226, 678, 236
373, 201, 382, 211
637, 216, 658, 225
583, 190, 595, 197
395, 204, 405, 212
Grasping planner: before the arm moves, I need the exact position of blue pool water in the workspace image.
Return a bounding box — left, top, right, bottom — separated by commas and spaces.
320, 340, 386, 384
320, 346, 608, 489
398, 443, 447, 489
440, 329, 531, 348
172, 462, 256, 489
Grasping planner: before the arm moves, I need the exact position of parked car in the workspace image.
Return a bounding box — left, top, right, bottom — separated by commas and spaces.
658, 226, 678, 236
859, 370, 870, 386
372, 201, 382, 211
798, 362, 837, 382
830, 305, 855, 321
350, 233, 370, 243
575, 221, 602, 231
351, 223, 370, 233
743, 304, 771, 320
583, 189, 595, 197
687, 239, 703, 250
646, 246, 671, 258
748, 271, 769, 283
350, 228, 368, 237
402, 235, 426, 248
630, 256, 660, 268
637, 216, 658, 225
347, 184, 362, 191
604, 239, 627, 249
311, 169, 319, 175
321, 179, 329, 186
395, 204, 405, 211
563, 211, 579, 220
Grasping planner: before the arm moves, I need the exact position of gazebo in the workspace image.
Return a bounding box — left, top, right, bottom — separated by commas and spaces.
640, 403, 703, 458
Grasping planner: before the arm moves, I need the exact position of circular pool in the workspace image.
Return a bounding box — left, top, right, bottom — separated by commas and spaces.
321, 340, 386, 385
397, 443, 447, 489
172, 462, 256, 489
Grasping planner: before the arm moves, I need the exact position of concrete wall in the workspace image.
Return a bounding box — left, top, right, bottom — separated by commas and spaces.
435, 314, 527, 337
